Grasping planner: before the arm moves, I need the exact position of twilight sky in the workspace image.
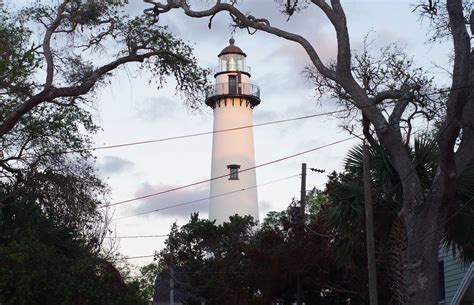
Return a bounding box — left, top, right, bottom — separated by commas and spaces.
12, 0, 453, 266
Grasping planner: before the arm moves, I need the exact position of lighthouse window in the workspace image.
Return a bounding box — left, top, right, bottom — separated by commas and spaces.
228, 75, 237, 95
227, 164, 240, 180
228, 57, 236, 70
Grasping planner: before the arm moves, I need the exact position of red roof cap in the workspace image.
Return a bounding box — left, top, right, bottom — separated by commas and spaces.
218, 38, 247, 57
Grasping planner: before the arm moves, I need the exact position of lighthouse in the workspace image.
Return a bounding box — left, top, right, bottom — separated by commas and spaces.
206, 39, 260, 224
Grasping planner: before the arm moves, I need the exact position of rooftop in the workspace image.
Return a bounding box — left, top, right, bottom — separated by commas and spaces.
218, 38, 247, 57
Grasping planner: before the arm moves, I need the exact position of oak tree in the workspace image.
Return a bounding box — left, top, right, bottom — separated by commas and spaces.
143, 1, 473, 304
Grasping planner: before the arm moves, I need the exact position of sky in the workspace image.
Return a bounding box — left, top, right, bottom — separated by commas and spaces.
10, 0, 454, 266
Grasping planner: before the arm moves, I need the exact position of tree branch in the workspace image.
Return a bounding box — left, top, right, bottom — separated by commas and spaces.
454, 49, 474, 173
143, 0, 422, 213
0, 161, 24, 183
437, 0, 471, 182
43, 0, 69, 89
146, 0, 336, 80
389, 95, 411, 127
371, 88, 413, 105
0, 50, 182, 137
362, 114, 378, 148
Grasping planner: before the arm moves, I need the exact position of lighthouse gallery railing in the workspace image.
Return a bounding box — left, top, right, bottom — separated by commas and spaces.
206, 82, 260, 100
213, 64, 252, 75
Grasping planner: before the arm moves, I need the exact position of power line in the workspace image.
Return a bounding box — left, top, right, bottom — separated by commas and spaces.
110, 84, 474, 260
104, 136, 357, 208
305, 224, 335, 238
377, 85, 474, 206
170, 270, 276, 274
119, 151, 474, 263
122, 254, 156, 260
112, 174, 300, 220
104, 110, 422, 209
103, 107, 448, 209
408, 195, 474, 248
119, 195, 473, 261
65, 110, 346, 154
375, 195, 474, 255
104, 85, 474, 209
104, 234, 169, 239
303, 94, 474, 249
358, 85, 474, 253
62, 84, 473, 154
80, 86, 474, 210
109, 97, 473, 236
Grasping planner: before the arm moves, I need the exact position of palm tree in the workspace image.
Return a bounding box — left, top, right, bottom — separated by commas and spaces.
320, 135, 474, 303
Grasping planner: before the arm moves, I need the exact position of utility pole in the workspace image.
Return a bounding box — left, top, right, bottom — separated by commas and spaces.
300, 163, 307, 221
164, 253, 175, 305
296, 163, 306, 305
362, 141, 378, 305
170, 265, 174, 305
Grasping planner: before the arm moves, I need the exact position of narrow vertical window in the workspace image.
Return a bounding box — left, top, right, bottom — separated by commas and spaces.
439, 260, 445, 301
228, 75, 237, 95
228, 56, 236, 71
227, 164, 240, 180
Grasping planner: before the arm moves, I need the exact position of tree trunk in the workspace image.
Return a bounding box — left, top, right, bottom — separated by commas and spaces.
403, 187, 447, 305
405, 221, 440, 305
142, 2, 473, 305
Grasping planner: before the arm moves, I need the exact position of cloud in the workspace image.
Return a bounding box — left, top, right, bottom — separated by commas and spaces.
99, 156, 134, 175
259, 199, 275, 214
237, 0, 329, 36
271, 42, 311, 68
125, 181, 279, 220
122, 1, 149, 17
254, 110, 279, 122
128, 182, 210, 219
134, 97, 178, 122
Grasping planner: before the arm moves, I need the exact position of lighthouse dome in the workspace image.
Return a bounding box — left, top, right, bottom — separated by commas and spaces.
218, 38, 247, 57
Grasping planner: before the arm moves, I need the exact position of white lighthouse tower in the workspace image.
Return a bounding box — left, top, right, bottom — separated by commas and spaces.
206, 39, 260, 224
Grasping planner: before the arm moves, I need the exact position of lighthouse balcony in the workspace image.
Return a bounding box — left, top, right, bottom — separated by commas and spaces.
213, 64, 251, 77
205, 82, 260, 108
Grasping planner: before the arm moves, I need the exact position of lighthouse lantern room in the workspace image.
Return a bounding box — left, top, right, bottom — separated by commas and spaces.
206, 39, 260, 224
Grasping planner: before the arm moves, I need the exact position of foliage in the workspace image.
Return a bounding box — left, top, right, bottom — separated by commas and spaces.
323, 136, 474, 302
0, 198, 149, 305
156, 130, 474, 303
327, 136, 474, 262
0, 7, 39, 101
0, 2, 208, 235
304, 40, 443, 137
135, 262, 162, 302
158, 134, 474, 304
0, 81, 108, 248
142, 2, 473, 301
0, 1, 209, 303
157, 211, 370, 305
0, 0, 209, 136
155, 137, 474, 304
444, 162, 474, 261
159, 214, 258, 305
